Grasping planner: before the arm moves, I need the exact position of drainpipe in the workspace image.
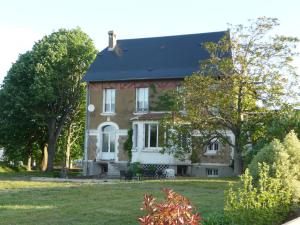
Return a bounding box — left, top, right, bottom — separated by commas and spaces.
83, 83, 90, 175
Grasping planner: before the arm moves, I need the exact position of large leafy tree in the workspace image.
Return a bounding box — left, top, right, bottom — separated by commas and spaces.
30, 28, 97, 171
0, 52, 47, 169
164, 17, 299, 175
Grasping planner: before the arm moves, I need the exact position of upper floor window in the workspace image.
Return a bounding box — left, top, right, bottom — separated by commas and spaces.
206, 139, 219, 154
103, 89, 115, 113
136, 88, 148, 112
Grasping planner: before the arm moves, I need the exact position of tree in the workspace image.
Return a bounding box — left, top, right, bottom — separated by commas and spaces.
0, 52, 47, 170
30, 28, 97, 171
163, 17, 299, 175
56, 97, 86, 173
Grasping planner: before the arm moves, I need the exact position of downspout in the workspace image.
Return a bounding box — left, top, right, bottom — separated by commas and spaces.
83, 83, 90, 175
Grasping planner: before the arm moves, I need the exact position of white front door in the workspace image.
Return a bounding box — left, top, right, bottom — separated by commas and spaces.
101, 125, 116, 160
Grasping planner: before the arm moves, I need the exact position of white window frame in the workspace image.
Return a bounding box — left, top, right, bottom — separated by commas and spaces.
133, 124, 138, 151
206, 168, 219, 177
177, 85, 186, 112
102, 131, 111, 152
102, 88, 116, 114
205, 138, 219, 155
136, 87, 149, 113
144, 123, 159, 149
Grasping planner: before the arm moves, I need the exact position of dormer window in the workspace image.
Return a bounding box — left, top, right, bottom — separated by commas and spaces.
136, 87, 148, 112
103, 89, 115, 113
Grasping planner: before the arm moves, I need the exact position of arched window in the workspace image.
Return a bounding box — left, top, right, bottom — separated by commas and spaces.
102, 125, 116, 152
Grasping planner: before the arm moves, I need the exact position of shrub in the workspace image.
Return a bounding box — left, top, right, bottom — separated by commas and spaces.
138, 188, 201, 225
248, 131, 300, 201
225, 163, 293, 225
283, 131, 300, 179
128, 162, 142, 176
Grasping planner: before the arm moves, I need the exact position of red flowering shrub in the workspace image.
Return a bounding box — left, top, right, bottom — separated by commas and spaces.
138, 188, 202, 225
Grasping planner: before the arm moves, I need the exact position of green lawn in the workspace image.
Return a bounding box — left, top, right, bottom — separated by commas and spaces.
0, 173, 237, 225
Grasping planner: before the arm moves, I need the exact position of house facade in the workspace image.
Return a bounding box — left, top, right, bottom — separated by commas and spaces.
82, 31, 234, 177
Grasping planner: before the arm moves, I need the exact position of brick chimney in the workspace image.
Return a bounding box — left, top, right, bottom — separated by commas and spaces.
108, 31, 116, 51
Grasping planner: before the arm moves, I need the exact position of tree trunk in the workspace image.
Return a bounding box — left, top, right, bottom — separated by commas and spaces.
27, 155, 32, 171
234, 150, 243, 175
47, 136, 56, 172
46, 117, 66, 172
41, 143, 48, 171
65, 125, 72, 169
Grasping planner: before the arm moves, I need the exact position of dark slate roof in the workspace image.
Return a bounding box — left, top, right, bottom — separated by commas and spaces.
83, 31, 228, 82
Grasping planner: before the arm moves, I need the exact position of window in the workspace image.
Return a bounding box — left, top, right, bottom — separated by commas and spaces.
103, 89, 115, 113
133, 124, 138, 149
144, 124, 159, 148
101, 125, 116, 152
206, 139, 219, 153
177, 85, 186, 111
206, 168, 218, 177
136, 88, 148, 112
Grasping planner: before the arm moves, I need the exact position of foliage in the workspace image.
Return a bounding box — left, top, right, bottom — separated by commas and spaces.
162, 17, 299, 175
248, 131, 300, 201
30, 28, 97, 171
139, 188, 202, 225
283, 131, 300, 179
248, 131, 300, 180
243, 109, 300, 165
56, 96, 86, 167
160, 122, 193, 161
225, 164, 293, 225
0, 51, 47, 167
128, 162, 143, 176
124, 129, 133, 162
202, 212, 230, 225
150, 86, 176, 111
0, 28, 96, 171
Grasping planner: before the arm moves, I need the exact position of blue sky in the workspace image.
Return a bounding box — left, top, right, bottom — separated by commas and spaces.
0, 0, 299, 84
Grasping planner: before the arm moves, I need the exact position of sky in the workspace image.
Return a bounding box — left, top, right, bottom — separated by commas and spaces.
0, 0, 299, 84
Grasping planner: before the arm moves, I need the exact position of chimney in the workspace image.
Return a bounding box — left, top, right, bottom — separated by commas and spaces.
108, 30, 116, 51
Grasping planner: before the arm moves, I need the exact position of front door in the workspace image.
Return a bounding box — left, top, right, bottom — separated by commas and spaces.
101, 125, 116, 160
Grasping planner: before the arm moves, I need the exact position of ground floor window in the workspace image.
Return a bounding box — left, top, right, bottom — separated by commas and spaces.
206, 168, 218, 177
144, 123, 159, 148
133, 124, 138, 149
101, 125, 116, 152
177, 165, 188, 176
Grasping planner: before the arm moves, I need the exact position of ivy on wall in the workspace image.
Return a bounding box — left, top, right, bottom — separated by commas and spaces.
123, 129, 133, 162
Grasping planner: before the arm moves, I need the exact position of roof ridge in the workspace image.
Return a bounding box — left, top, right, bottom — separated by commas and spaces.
117, 30, 228, 42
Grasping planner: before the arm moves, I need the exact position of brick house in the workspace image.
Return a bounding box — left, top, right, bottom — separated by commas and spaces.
82, 31, 234, 177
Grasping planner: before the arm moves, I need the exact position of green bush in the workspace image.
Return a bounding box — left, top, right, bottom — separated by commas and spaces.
283, 131, 300, 179
123, 129, 133, 161
225, 163, 293, 225
248, 139, 284, 179
128, 162, 142, 176
248, 131, 300, 201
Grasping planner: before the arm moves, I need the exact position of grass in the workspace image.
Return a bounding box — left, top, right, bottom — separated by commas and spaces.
0, 171, 237, 225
